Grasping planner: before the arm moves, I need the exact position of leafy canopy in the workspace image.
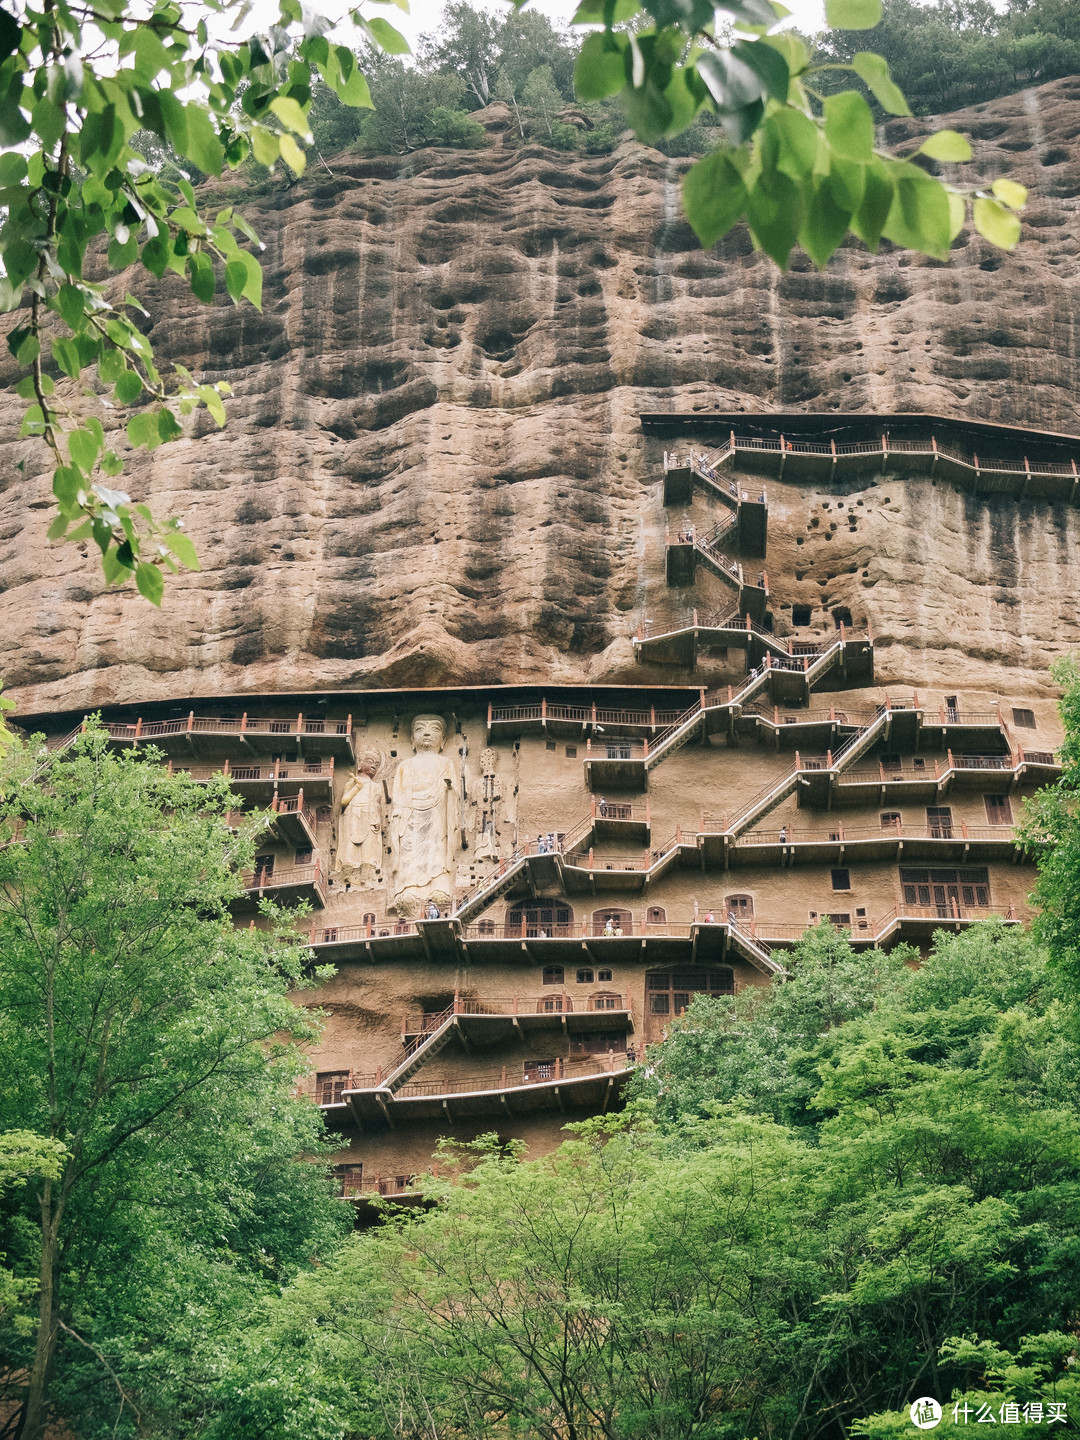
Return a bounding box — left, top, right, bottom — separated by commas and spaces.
0, 726, 348, 1437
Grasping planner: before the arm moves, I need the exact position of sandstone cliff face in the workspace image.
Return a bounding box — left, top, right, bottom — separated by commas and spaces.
2, 76, 1080, 716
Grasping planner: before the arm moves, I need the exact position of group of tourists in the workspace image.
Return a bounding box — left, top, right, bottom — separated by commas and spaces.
535, 832, 558, 854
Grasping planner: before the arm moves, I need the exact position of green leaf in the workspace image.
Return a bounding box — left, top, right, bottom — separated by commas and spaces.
973, 195, 1021, 250
52, 338, 81, 379
746, 167, 803, 268
279, 132, 306, 177
187, 251, 215, 304
224, 252, 262, 310
798, 174, 852, 268
136, 562, 164, 605
156, 408, 182, 445
101, 450, 124, 476
269, 95, 312, 141
947, 190, 966, 240
167, 531, 200, 571
366, 16, 410, 53
768, 108, 819, 180
574, 33, 628, 102
32, 96, 66, 150
250, 126, 280, 167
918, 129, 972, 163
114, 369, 143, 404
732, 38, 789, 102
126, 412, 155, 449
882, 165, 951, 260
824, 90, 875, 163
682, 148, 749, 248
14, 329, 39, 366
991, 177, 1027, 210
47, 513, 70, 541
181, 104, 225, 177
850, 159, 893, 251
107, 234, 139, 270
69, 427, 100, 471
825, 0, 881, 26
852, 52, 910, 116
52, 466, 81, 511
57, 283, 84, 331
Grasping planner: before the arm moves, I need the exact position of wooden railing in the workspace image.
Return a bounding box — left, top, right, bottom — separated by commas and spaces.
665, 432, 1079, 480
395, 1052, 631, 1099
99, 712, 352, 741
734, 819, 1020, 846
488, 700, 685, 729
401, 992, 635, 1035
243, 859, 325, 893
170, 757, 335, 784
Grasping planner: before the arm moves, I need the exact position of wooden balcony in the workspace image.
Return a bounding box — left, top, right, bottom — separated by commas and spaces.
486, 699, 688, 741
399, 992, 636, 1048
656, 426, 1080, 502
235, 858, 327, 910
728, 818, 1028, 866
337, 1053, 636, 1125
268, 792, 319, 849
96, 712, 354, 760
169, 756, 334, 800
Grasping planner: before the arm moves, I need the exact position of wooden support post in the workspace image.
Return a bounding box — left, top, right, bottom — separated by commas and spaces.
187, 711, 194, 733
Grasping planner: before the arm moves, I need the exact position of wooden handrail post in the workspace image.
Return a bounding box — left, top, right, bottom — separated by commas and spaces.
297, 712, 303, 735
187, 710, 194, 733
589, 847, 594, 870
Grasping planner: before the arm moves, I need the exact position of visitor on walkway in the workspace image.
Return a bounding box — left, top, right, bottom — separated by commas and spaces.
779, 825, 787, 843
603, 917, 616, 937
704, 909, 714, 923
425, 901, 440, 920
536, 834, 546, 853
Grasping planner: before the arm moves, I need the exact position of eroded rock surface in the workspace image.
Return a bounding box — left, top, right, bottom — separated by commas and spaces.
2, 77, 1080, 715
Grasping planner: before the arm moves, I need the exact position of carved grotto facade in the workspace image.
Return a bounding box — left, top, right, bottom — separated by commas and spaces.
28, 412, 1076, 1214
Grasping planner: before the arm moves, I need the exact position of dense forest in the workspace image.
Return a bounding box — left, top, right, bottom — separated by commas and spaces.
3, 661, 1080, 1436
299, 0, 1080, 163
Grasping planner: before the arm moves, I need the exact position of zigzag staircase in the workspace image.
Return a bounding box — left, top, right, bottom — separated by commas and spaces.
380, 1005, 461, 1091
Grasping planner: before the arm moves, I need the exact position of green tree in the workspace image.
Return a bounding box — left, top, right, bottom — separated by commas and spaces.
418, 1, 502, 108
210, 920, 1080, 1440
639, 920, 915, 1128
522, 65, 570, 143
362, 63, 484, 153
0, 729, 347, 1439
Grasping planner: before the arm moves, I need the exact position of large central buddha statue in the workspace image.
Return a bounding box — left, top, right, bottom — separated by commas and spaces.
389, 714, 460, 915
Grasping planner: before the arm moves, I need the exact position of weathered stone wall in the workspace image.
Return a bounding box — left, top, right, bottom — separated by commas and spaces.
2, 78, 1079, 714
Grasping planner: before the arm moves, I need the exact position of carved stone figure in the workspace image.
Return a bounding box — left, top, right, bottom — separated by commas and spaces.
338, 749, 384, 883
475, 746, 498, 860
389, 715, 460, 914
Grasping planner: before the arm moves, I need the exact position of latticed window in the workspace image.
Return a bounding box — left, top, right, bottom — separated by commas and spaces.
542, 966, 564, 986
646, 968, 734, 1004
316, 1072, 349, 1106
